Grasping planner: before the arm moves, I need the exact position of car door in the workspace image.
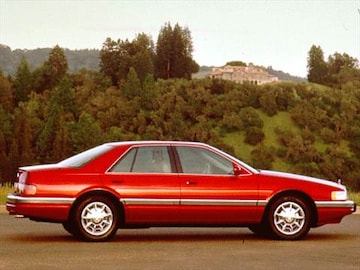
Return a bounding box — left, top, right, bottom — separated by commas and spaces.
175, 145, 260, 224
104, 145, 180, 224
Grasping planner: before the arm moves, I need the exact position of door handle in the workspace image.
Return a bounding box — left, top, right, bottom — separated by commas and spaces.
112, 180, 123, 184
185, 181, 196, 185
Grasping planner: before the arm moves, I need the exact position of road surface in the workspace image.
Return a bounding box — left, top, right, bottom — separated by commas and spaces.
0, 213, 359, 270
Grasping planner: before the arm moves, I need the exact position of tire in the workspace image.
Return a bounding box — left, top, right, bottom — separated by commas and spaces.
62, 220, 77, 236
248, 223, 271, 237
74, 196, 119, 242
267, 196, 311, 240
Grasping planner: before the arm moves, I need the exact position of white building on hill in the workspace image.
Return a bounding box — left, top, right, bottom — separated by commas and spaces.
211, 65, 278, 85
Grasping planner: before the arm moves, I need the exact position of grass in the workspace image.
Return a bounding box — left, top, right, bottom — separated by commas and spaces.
258, 110, 300, 147
223, 131, 254, 163
223, 110, 300, 172
0, 183, 13, 205
349, 192, 360, 207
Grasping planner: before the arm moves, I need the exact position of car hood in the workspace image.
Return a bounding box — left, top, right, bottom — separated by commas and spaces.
258, 170, 342, 189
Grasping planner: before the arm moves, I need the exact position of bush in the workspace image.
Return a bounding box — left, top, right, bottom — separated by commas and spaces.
245, 127, 264, 145
250, 144, 274, 169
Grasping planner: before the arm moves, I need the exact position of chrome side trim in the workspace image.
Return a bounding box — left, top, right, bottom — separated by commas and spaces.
257, 200, 268, 206
315, 200, 355, 208
6, 194, 75, 205
181, 199, 259, 206
120, 198, 268, 207
120, 198, 179, 206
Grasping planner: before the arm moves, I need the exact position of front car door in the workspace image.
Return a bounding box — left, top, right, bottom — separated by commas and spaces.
175, 145, 260, 224
105, 145, 180, 225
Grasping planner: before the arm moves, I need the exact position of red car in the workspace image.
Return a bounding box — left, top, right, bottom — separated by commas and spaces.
6, 141, 356, 241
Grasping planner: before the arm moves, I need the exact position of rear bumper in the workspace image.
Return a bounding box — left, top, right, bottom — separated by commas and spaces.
6, 194, 74, 222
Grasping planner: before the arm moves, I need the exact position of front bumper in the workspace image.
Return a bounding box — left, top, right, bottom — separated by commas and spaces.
315, 200, 356, 226
315, 200, 356, 212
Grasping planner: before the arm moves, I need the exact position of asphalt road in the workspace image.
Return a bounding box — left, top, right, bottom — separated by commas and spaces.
0, 213, 359, 270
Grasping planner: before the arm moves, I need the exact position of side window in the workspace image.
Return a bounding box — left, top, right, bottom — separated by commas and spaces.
176, 146, 233, 175
110, 146, 171, 173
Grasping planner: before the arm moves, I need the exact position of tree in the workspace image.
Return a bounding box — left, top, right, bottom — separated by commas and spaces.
34, 45, 68, 92
307, 45, 328, 84
100, 34, 154, 86
0, 138, 11, 183
69, 112, 103, 153
0, 106, 12, 152
259, 86, 278, 116
52, 113, 72, 161
327, 52, 360, 87
141, 74, 157, 110
9, 104, 34, 166
245, 127, 265, 145
0, 126, 12, 183
155, 22, 199, 79
238, 107, 263, 128
124, 33, 154, 82
0, 71, 13, 112
155, 23, 172, 79
122, 67, 142, 98
36, 78, 75, 162
226, 61, 247, 67
14, 57, 33, 104
251, 144, 274, 169
99, 38, 123, 86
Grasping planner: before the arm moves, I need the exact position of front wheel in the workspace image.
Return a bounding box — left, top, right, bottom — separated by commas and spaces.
267, 196, 311, 240
74, 196, 118, 242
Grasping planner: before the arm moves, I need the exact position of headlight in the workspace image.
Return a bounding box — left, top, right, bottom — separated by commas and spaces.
331, 190, 348, 201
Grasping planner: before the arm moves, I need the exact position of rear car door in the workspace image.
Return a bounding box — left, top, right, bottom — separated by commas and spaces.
105, 145, 180, 224
175, 145, 260, 224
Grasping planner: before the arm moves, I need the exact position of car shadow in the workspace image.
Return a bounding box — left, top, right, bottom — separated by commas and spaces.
7, 228, 263, 243
6, 228, 352, 243
114, 231, 258, 243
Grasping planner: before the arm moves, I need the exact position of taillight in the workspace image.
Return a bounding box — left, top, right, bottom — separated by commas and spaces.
14, 183, 37, 195
14, 171, 37, 195
17, 171, 28, 184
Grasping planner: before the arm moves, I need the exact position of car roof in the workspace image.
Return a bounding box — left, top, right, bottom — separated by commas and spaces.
103, 141, 258, 174
105, 141, 209, 147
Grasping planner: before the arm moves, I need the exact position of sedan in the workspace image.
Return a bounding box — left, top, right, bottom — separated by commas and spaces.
6, 141, 356, 241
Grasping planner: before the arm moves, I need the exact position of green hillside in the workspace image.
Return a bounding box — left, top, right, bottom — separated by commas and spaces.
224, 111, 299, 171
0, 45, 359, 192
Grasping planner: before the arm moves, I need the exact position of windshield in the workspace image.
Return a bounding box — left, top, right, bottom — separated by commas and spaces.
58, 144, 114, 168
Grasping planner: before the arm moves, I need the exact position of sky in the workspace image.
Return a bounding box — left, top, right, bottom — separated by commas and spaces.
0, 0, 359, 77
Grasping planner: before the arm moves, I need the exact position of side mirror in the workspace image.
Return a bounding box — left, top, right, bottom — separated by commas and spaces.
233, 164, 242, 175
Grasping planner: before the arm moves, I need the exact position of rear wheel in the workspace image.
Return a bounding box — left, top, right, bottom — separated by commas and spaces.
62, 220, 77, 236
267, 196, 311, 240
74, 196, 118, 242
248, 223, 271, 237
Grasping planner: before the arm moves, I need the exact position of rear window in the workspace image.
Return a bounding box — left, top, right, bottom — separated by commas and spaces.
58, 144, 114, 168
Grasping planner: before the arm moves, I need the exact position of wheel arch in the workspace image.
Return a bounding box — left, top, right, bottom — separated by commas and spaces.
69, 189, 125, 226
262, 190, 318, 227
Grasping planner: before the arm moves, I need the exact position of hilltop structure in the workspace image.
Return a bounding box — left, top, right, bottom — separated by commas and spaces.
211, 65, 278, 85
